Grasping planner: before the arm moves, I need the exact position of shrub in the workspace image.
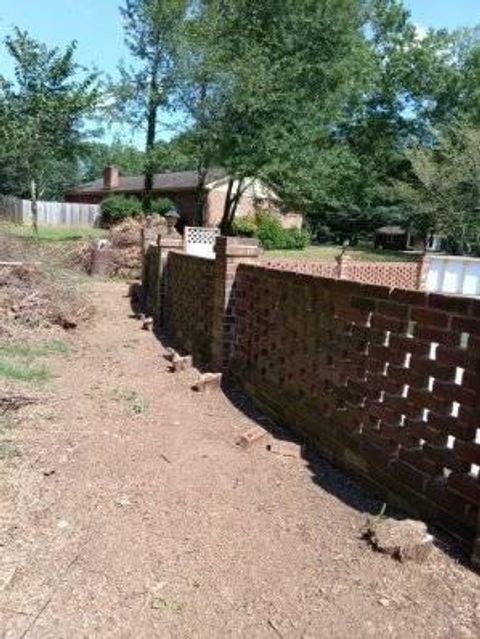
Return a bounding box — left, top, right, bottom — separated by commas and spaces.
256, 213, 287, 249
283, 227, 311, 250
150, 197, 176, 216
256, 213, 310, 250
100, 195, 141, 227
232, 215, 258, 238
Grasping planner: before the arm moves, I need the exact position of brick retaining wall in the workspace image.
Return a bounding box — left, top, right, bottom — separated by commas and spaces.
231, 264, 480, 552
166, 252, 216, 365
143, 237, 480, 565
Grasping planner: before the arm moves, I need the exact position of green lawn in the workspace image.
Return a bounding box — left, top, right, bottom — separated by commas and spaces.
263, 244, 419, 262
1, 222, 106, 243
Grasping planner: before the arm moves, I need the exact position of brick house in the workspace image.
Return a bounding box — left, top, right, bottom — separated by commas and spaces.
65, 165, 303, 229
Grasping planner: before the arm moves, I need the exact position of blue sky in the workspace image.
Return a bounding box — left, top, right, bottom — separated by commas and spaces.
0, 0, 479, 143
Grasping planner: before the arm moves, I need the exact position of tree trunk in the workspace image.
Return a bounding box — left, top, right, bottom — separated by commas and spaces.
220, 178, 235, 235
228, 179, 244, 227
194, 81, 209, 226
143, 57, 160, 213
195, 166, 208, 226
30, 179, 39, 238
220, 178, 246, 235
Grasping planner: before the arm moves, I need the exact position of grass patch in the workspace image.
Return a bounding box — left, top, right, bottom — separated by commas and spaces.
0, 338, 69, 386
0, 339, 69, 359
0, 359, 51, 384
263, 244, 418, 262
111, 388, 149, 415
3, 222, 107, 243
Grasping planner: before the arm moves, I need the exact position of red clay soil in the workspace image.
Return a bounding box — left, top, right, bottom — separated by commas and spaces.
1, 281, 479, 638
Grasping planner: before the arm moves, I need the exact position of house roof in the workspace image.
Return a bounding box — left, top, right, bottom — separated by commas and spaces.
66, 168, 227, 196
376, 225, 407, 235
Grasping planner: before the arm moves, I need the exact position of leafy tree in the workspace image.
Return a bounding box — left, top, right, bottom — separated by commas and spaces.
177, 0, 374, 233
431, 27, 480, 127
339, 1, 455, 211
117, 0, 189, 209
0, 28, 100, 233
399, 127, 480, 254
80, 140, 146, 181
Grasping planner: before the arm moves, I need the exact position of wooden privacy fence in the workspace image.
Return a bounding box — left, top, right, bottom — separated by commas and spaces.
0, 194, 99, 226
143, 236, 480, 569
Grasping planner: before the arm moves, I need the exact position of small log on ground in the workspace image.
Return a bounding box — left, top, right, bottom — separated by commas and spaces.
364, 517, 434, 563
192, 373, 222, 393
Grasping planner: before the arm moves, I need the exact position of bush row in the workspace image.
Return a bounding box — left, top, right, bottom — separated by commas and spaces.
100, 194, 175, 227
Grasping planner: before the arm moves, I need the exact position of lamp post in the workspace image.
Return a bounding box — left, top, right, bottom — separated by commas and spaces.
164, 208, 180, 236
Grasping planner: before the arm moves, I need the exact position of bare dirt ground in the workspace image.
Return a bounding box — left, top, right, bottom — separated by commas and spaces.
1, 280, 479, 639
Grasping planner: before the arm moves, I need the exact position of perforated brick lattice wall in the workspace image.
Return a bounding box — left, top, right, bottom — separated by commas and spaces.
232, 265, 480, 547
260, 259, 420, 290
346, 261, 420, 289
166, 252, 216, 365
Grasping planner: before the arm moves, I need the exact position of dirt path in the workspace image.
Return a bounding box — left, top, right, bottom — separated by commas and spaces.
1, 281, 479, 639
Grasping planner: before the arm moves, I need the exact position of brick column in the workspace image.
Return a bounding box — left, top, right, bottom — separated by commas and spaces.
211, 237, 260, 371
416, 253, 430, 291
336, 254, 353, 280
141, 226, 159, 259
140, 226, 159, 312
155, 234, 184, 329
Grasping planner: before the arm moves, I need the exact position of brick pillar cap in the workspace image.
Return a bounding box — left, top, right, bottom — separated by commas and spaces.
215, 235, 259, 257
157, 234, 184, 249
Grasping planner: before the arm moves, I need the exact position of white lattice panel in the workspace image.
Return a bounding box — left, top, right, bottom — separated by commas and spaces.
184, 227, 220, 258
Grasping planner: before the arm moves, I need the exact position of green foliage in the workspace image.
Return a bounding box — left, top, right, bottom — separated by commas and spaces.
0, 28, 100, 200
100, 195, 142, 227
232, 215, 257, 238
150, 197, 175, 216
81, 141, 146, 182
283, 228, 311, 250
402, 127, 480, 254
116, 0, 189, 208
256, 213, 310, 251
256, 214, 286, 250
